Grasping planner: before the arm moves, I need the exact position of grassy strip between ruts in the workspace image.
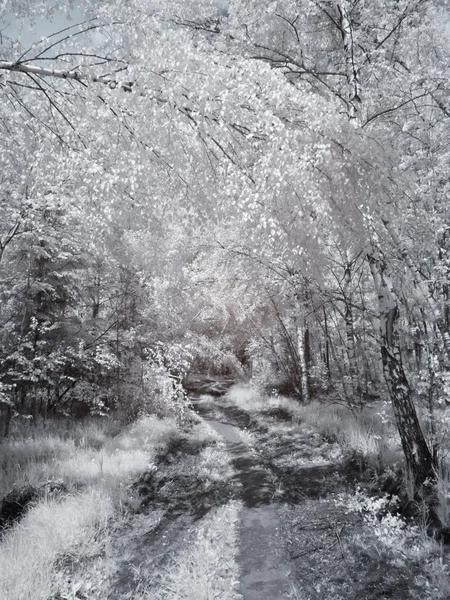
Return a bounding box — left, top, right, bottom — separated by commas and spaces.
132, 500, 243, 600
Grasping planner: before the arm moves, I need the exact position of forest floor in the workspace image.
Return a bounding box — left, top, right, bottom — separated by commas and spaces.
1, 383, 450, 599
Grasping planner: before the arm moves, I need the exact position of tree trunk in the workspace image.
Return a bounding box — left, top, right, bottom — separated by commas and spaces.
323, 306, 331, 380
368, 252, 436, 491
337, 2, 361, 122
1, 406, 13, 438
295, 316, 310, 403
344, 262, 362, 407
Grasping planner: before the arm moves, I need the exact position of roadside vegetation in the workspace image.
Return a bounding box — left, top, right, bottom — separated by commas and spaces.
0, 408, 240, 600
135, 501, 242, 600
2, 379, 450, 599
0, 415, 175, 599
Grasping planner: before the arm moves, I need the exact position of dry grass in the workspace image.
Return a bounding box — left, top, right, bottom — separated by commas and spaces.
134, 501, 243, 600
0, 416, 177, 498
0, 489, 116, 600
0, 414, 180, 600
227, 384, 304, 420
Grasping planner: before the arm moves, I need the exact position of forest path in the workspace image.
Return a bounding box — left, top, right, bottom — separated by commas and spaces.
188, 383, 450, 600
190, 392, 294, 599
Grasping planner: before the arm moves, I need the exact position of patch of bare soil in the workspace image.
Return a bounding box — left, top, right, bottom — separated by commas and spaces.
135, 468, 237, 518
194, 396, 262, 432
238, 505, 292, 600
262, 406, 293, 422
277, 464, 345, 502
235, 420, 349, 504
183, 375, 236, 397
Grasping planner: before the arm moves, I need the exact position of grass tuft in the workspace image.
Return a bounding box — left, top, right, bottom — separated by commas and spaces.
138, 501, 243, 600
0, 489, 116, 600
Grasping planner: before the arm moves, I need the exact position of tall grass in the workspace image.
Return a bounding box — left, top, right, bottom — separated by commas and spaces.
226, 384, 402, 469
0, 415, 179, 600
0, 416, 177, 498
0, 490, 115, 600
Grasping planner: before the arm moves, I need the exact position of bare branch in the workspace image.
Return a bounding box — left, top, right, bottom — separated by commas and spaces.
274, 13, 301, 43
362, 90, 431, 127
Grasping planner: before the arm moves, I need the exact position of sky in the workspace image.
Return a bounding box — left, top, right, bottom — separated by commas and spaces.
1, 3, 86, 48
1, 1, 229, 50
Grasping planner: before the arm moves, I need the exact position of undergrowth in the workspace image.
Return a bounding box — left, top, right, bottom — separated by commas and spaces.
0, 417, 174, 500
0, 413, 208, 600
227, 383, 450, 597
226, 384, 403, 483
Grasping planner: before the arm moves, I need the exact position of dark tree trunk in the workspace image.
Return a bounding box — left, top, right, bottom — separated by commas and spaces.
1, 406, 13, 438
344, 263, 362, 407
323, 307, 331, 380
369, 253, 436, 491
381, 339, 435, 489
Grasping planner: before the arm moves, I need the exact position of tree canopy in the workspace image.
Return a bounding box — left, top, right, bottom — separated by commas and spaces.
1, 0, 450, 496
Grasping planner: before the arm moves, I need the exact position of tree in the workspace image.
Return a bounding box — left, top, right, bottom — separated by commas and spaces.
210, 0, 449, 492
1, 0, 449, 513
